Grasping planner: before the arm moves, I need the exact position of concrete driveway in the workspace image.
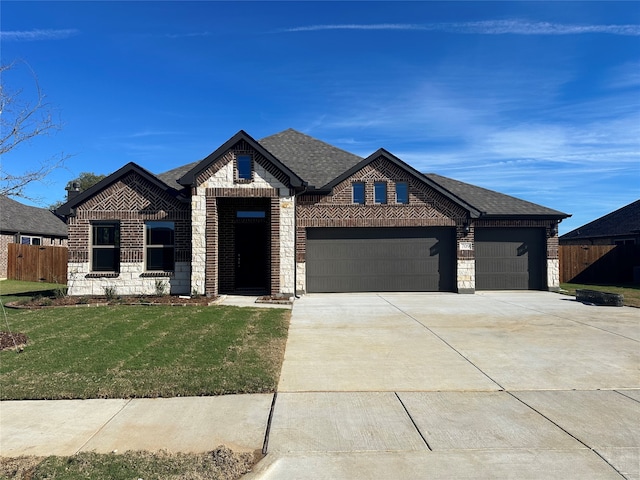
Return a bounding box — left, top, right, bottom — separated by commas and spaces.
250, 292, 640, 479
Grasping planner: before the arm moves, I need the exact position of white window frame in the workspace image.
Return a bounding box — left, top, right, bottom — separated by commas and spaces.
20, 235, 42, 245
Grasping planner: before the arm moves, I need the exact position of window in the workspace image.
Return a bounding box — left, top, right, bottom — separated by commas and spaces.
92, 222, 120, 272
396, 182, 409, 204
146, 222, 175, 271
374, 182, 387, 204
20, 236, 42, 245
236, 154, 252, 181
614, 239, 635, 246
236, 211, 266, 218
352, 182, 365, 204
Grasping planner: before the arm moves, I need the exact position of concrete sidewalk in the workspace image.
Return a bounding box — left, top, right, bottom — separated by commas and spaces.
0, 395, 272, 457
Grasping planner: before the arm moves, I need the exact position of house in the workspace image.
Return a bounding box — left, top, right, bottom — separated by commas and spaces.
55, 129, 569, 296
0, 195, 68, 279
560, 200, 640, 246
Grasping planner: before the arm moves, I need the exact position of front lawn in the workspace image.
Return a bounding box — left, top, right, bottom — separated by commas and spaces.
0, 302, 290, 400
561, 282, 640, 308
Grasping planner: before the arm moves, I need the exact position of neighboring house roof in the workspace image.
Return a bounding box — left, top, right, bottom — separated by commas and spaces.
258, 129, 363, 189
0, 195, 68, 237
560, 199, 640, 241
425, 173, 569, 218
56, 162, 188, 216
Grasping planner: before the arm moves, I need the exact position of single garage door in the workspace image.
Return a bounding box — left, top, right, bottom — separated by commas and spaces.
475, 228, 545, 290
306, 227, 455, 292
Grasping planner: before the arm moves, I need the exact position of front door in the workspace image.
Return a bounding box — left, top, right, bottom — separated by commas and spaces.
235, 222, 268, 291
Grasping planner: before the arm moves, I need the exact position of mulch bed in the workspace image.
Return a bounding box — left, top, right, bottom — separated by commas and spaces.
0, 331, 28, 351
6, 295, 217, 309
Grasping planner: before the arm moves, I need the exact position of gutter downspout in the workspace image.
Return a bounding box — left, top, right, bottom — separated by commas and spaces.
293, 183, 308, 298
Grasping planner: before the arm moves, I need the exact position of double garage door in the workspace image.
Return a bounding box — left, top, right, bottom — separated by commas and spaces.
306, 227, 546, 292
306, 227, 455, 293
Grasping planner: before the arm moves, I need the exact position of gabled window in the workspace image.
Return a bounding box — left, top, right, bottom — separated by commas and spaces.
92, 222, 120, 272
396, 182, 409, 204
20, 235, 42, 245
352, 182, 365, 204
146, 221, 175, 271
374, 182, 387, 204
236, 154, 252, 181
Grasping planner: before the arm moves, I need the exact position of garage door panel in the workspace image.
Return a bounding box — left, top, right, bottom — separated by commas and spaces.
475, 228, 545, 290
306, 227, 454, 293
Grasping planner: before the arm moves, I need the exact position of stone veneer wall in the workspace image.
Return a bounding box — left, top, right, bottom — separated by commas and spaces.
191, 141, 295, 296
66, 171, 191, 296
295, 156, 468, 293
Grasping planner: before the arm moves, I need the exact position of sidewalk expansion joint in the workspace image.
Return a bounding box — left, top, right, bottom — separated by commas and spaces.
394, 392, 432, 451
262, 392, 278, 455
75, 398, 132, 455
615, 390, 640, 404
506, 391, 628, 479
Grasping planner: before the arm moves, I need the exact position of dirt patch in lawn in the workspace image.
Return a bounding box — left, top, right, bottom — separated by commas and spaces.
0, 331, 28, 351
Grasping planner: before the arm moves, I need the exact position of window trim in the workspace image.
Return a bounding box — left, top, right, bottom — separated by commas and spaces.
20, 235, 42, 246
374, 182, 387, 204
145, 221, 175, 272
91, 221, 120, 273
235, 154, 253, 183
352, 182, 365, 205
395, 182, 409, 204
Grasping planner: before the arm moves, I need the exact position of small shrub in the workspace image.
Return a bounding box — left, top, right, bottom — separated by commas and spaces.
104, 286, 117, 302
154, 280, 168, 297
191, 287, 200, 299
53, 285, 67, 299
78, 296, 89, 305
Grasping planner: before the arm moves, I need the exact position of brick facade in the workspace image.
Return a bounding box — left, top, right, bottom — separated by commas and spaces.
62, 134, 564, 297
66, 171, 191, 295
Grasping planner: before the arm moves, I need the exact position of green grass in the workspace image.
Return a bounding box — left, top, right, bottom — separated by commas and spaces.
561, 283, 640, 308
0, 280, 66, 310
0, 447, 257, 480
0, 281, 290, 400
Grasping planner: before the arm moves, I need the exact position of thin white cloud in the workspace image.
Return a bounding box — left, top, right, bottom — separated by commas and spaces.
280, 20, 640, 36
0, 29, 79, 41
163, 32, 212, 39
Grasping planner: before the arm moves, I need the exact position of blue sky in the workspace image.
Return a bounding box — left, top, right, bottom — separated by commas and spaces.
2, 1, 639, 234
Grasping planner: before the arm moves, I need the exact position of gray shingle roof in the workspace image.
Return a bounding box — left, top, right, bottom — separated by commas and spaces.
156, 161, 199, 187
560, 199, 640, 240
153, 128, 568, 219
425, 173, 569, 218
258, 129, 363, 188
0, 195, 68, 237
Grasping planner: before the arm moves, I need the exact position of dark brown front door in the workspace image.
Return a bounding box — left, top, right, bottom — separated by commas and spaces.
235, 222, 268, 291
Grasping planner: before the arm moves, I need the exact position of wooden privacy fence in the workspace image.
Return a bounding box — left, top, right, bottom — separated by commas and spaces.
559, 244, 640, 284
7, 243, 68, 284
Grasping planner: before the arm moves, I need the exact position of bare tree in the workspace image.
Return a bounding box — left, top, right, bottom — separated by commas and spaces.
0, 60, 70, 201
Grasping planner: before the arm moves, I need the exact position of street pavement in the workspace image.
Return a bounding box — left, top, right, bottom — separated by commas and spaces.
1, 291, 638, 479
